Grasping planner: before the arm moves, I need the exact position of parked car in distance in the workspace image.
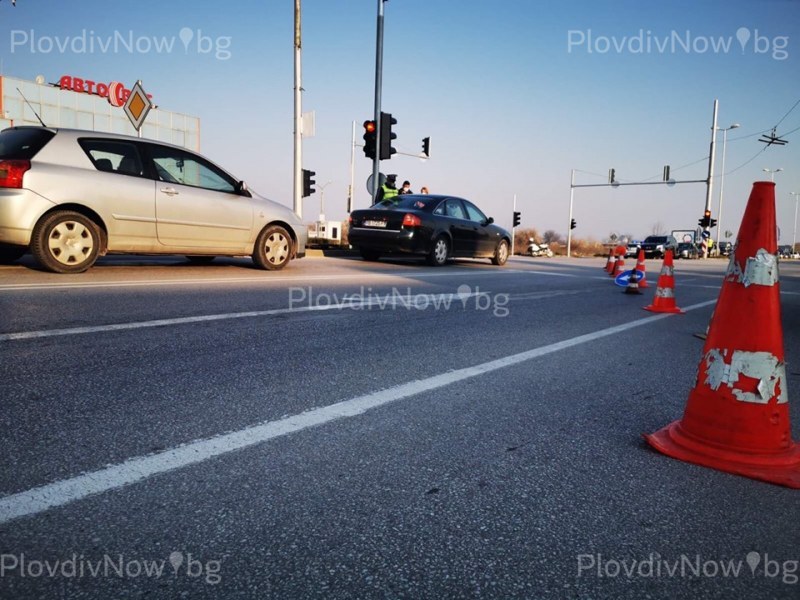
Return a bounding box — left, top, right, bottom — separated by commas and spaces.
640, 235, 678, 259
778, 245, 798, 259
0, 126, 307, 273
675, 241, 699, 259
625, 241, 642, 257
717, 241, 733, 257
348, 195, 511, 266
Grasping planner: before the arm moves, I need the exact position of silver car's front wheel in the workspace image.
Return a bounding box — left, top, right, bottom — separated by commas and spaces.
253, 225, 292, 270
31, 210, 101, 273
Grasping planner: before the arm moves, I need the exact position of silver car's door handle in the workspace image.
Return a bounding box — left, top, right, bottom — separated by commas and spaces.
159, 187, 179, 196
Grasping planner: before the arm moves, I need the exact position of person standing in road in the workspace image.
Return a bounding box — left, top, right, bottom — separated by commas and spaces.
398, 180, 413, 195
420, 186, 429, 194
375, 174, 399, 204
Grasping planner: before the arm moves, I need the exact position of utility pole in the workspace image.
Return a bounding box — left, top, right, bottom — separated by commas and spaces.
371, 0, 387, 204
293, 0, 303, 218
348, 120, 356, 213
702, 99, 718, 257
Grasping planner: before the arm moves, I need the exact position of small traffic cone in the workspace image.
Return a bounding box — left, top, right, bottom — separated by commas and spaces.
604, 249, 615, 271
612, 256, 625, 278
624, 267, 642, 294
643, 250, 684, 314
635, 249, 648, 288
645, 181, 799, 488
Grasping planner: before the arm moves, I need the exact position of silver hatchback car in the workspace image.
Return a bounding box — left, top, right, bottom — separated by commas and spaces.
0, 126, 307, 273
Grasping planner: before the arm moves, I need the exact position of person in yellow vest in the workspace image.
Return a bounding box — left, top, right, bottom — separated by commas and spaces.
375, 174, 399, 204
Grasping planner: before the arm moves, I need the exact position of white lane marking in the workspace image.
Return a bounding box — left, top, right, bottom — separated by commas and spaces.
0, 292, 483, 342
0, 269, 532, 292
0, 299, 717, 524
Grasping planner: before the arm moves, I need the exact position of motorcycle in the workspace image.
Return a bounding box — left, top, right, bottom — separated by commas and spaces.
527, 238, 554, 257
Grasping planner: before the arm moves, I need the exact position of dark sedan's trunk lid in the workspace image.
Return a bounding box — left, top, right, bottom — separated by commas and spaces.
350, 208, 407, 231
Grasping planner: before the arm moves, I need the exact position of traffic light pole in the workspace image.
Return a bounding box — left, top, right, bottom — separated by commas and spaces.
292, 0, 303, 218
371, 0, 387, 204
511, 194, 517, 256
567, 169, 575, 257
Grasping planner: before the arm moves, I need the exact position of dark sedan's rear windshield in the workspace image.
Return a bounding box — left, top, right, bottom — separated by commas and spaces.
0, 128, 56, 160
374, 195, 438, 210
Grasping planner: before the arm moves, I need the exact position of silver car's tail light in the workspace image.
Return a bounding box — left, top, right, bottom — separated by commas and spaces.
0, 160, 31, 188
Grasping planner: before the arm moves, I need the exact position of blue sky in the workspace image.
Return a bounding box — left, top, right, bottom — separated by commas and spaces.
1, 0, 799, 243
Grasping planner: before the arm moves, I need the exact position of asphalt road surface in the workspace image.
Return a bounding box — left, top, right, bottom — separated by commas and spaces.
1, 253, 798, 599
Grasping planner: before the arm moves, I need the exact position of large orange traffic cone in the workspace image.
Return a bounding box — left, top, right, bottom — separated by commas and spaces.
643, 250, 684, 313
635, 249, 648, 288
645, 181, 799, 488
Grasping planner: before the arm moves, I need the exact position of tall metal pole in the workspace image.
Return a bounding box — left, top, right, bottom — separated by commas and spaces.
371, 0, 386, 204
511, 194, 517, 257
702, 99, 718, 257
791, 192, 800, 253
567, 169, 575, 257
293, 0, 303, 218
716, 127, 731, 246
348, 120, 356, 213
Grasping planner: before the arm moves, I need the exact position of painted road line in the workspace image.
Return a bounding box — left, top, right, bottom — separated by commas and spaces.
0, 269, 531, 293
0, 299, 717, 524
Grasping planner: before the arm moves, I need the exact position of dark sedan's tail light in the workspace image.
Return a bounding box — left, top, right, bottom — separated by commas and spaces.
0, 160, 31, 188
402, 213, 422, 227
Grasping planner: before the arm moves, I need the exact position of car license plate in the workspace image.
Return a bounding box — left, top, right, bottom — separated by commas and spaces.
363, 220, 387, 228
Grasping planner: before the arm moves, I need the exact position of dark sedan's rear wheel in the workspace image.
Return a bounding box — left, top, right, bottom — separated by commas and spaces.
0, 243, 25, 264
359, 249, 381, 262
30, 210, 101, 273
427, 235, 449, 266
491, 239, 509, 266
252, 225, 292, 270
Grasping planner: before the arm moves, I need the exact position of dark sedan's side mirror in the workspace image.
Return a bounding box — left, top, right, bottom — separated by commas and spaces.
484, 217, 494, 225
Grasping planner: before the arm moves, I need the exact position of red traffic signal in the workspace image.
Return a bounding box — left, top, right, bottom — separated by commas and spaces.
362, 120, 377, 159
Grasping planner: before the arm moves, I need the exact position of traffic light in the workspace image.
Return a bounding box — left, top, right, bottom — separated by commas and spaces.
699, 209, 711, 228
379, 112, 397, 160
302, 169, 316, 197
362, 120, 377, 159
570, 218, 577, 230
709, 217, 717, 228
609, 168, 616, 184
421, 136, 430, 157
513, 211, 521, 228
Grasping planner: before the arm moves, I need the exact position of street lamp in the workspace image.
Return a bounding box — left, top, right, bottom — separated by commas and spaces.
318, 180, 333, 220
763, 167, 783, 182
791, 191, 800, 255
715, 123, 739, 245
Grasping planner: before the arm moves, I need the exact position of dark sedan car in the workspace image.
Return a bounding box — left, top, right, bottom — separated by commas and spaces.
348, 195, 511, 266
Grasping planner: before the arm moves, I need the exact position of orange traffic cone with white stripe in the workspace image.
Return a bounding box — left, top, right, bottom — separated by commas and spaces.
635, 249, 648, 288
611, 256, 625, 278
645, 181, 799, 488
604, 249, 615, 271
643, 250, 683, 313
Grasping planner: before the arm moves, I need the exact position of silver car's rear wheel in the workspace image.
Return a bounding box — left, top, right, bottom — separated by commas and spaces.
253, 225, 292, 270
31, 210, 100, 273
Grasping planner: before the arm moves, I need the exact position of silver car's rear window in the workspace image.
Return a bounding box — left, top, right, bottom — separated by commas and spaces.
0, 128, 55, 160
